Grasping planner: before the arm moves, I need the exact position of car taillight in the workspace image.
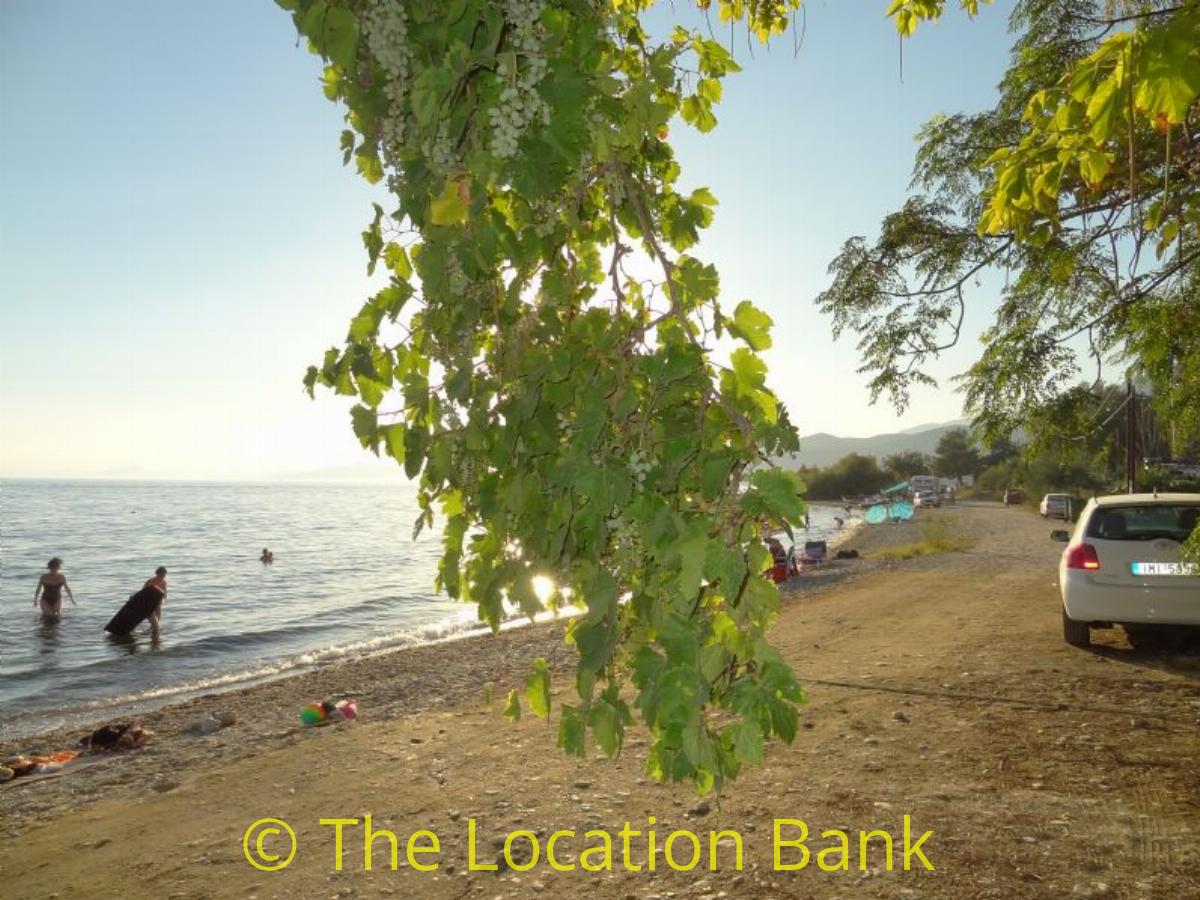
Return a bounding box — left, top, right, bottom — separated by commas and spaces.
1064, 543, 1101, 570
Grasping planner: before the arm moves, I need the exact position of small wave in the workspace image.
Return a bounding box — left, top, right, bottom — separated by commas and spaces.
1, 600, 588, 743
0, 605, 497, 740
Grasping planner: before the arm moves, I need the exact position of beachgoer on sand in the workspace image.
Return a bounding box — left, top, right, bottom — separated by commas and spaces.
34, 557, 75, 620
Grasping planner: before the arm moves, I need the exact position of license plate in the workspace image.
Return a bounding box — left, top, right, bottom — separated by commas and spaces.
1131, 562, 1199, 576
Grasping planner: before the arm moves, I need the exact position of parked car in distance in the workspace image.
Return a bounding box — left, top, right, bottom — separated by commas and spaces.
909, 474, 941, 495
1003, 488, 1024, 506
1149, 460, 1200, 479
1052, 493, 1200, 648
1040, 493, 1075, 521
913, 490, 941, 508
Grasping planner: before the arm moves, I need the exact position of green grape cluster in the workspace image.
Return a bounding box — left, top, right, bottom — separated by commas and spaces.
487, 0, 551, 159
362, 0, 411, 154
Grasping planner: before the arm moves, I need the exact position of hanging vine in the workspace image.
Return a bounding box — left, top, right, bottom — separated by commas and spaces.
281, 0, 1200, 792
284, 0, 811, 794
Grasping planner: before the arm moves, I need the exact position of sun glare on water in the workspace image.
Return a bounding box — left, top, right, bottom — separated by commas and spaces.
532, 575, 556, 604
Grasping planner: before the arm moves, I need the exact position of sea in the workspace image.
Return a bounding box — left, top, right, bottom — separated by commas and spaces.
0, 479, 848, 741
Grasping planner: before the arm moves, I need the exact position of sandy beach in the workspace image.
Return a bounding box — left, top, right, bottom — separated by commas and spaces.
0, 511, 865, 834
3, 504, 1197, 899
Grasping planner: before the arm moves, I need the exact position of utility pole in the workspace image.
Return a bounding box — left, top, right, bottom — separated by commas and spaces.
1125, 374, 1136, 494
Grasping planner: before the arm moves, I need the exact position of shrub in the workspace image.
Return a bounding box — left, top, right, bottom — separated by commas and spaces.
869, 515, 973, 561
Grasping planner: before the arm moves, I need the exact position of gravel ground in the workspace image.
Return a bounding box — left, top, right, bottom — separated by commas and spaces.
3, 502, 1198, 900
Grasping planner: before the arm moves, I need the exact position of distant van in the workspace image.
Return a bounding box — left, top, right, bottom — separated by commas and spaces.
910, 475, 940, 494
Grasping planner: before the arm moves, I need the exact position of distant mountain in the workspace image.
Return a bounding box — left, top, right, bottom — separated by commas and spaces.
897, 420, 966, 435
777, 420, 969, 469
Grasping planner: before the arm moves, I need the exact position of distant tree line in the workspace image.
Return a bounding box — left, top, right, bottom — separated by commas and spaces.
793, 428, 984, 500
794, 400, 1199, 502
974, 382, 1200, 499
794, 454, 890, 501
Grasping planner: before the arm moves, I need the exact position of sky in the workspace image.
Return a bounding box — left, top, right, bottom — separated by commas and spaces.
0, 0, 1017, 480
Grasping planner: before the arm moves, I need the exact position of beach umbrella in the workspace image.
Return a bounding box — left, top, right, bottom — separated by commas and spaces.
864, 504, 888, 524
864, 501, 915, 524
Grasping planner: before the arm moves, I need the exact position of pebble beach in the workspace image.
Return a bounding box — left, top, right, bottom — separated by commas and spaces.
1, 513, 867, 839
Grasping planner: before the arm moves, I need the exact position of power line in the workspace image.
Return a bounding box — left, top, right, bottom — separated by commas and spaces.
1068, 390, 1130, 442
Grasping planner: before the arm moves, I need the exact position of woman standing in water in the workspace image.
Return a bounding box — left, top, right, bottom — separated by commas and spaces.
104, 566, 168, 638
33, 557, 75, 620
143, 566, 168, 639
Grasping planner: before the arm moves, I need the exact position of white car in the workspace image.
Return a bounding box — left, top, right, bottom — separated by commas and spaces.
1040, 493, 1074, 520
913, 490, 940, 508
1053, 493, 1200, 648
909, 475, 940, 494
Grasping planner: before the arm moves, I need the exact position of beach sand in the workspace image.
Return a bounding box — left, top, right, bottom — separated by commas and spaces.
0, 511, 866, 833
3, 504, 1198, 899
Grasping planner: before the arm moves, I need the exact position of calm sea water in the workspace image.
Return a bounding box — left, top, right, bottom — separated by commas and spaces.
0, 480, 847, 740
0, 479, 460, 740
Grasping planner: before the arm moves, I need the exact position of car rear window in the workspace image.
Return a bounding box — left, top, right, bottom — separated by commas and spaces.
1085, 505, 1200, 542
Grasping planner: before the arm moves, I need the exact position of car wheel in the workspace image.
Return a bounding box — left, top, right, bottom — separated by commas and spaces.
1062, 608, 1090, 648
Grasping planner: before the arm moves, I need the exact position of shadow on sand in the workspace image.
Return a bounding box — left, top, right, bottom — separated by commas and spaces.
1087, 626, 1200, 681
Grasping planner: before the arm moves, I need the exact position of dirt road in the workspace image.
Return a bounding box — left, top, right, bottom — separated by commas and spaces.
3, 503, 1197, 899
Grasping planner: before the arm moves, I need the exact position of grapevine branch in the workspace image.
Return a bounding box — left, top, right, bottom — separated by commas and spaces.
615, 159, 753, 439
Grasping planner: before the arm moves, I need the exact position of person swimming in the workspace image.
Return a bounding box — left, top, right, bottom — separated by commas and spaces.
34, 557, 76, 620
260, 548, 274, 564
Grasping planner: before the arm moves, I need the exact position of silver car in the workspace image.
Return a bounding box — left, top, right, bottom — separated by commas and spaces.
1052, 493, 1200, 648
1040, 493, 1074, 520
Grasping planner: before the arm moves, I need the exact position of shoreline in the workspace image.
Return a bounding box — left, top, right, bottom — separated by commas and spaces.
827, 513, 866, 550
4, 509, 862, 747
0, 520, 880, 835
8, 504, 1197, 899
0, 608, 580, 836
0, 605, 557, 745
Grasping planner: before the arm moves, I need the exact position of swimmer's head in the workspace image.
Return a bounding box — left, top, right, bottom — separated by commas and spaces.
48, 557, 62, 571
155, 566, 168, 577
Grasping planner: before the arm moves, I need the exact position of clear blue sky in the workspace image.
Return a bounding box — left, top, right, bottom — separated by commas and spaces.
0, 1, 1015, 479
